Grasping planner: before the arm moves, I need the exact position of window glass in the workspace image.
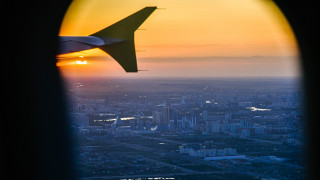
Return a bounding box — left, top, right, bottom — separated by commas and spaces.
57, 0, 305, 179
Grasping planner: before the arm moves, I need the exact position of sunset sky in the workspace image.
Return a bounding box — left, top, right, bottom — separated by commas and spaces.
57, 0, 300, 78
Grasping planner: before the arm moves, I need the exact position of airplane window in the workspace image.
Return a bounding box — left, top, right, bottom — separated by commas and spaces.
57, 0, 305, 179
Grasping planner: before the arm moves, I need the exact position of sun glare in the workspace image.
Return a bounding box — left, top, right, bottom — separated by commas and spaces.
76, 60, 88, 65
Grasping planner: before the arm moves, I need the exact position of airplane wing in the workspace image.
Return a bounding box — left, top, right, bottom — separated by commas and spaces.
58, 36, 105, 54
99, 40, 137, 72
91, 6, 157, 72
58, 6, 157, 72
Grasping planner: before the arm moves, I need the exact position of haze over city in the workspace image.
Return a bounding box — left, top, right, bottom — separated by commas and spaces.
66, 77, 304, 179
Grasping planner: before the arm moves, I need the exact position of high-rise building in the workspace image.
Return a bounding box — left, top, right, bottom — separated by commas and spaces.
192, 109, 201, 123
130, 119, 136, 130
212, 121, 220, 133
220, 121, 228, 133
177, 120, 183, 132
225, 112, 232, 121
159, 106, 170, 131
181, 97, 186, 106
137, 118, 144, 131
182, 116, 191, 130
173, 110, 181, 126
202, 111, 208, 122
206, 121, 213, 134
240, 129, 250, 137
230, 123, 240, 133
164, 106, 170, 123
152, 111, 161, 124
206, 120, 220, 134
145, 120, 151, 131
169, 120, 175, 133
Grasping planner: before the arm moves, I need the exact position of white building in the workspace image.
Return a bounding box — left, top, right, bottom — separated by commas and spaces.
179, 146, 237, 158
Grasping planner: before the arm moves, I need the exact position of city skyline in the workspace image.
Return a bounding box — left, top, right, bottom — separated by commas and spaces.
67, 77, 305, 179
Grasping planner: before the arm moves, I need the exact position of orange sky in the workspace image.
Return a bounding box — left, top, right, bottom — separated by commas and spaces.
57, 0, 300, 78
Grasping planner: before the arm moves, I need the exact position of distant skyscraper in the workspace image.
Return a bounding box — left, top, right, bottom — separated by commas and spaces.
145, 120, 151, 131
202, 111, 208, 122
220, 121, 228, 133
191, 117, 197, 127
159, 106, 170, 131
206, 120, 220, 134
212, 121, 220, 133
206, 121, 213, 134
225, 112, 232, 121
182, 116, 191, 130
192, 109, 201, 123
152, 111, 161, 124
172, 110, 180, 126
137, 118, 144, 131
169, 120, 175, 132
177, 120, 182, 132
164, 106, 170, 123
240, 129, 250, 137
240, 119, 246, 129
230, 123, 240, 133
130, 119, 136, 130
181, 97, 186, 106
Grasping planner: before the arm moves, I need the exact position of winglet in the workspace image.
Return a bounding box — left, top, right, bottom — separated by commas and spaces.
91, 6, 157, 40
91, 7, 157, 72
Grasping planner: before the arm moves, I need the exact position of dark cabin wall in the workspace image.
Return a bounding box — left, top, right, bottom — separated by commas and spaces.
4, 1, 318, 179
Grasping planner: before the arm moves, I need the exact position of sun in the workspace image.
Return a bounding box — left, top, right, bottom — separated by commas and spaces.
75, 60, 88, 65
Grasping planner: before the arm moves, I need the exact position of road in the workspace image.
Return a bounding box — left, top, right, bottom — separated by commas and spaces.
111, 141, 196, 173
243, 137, 282, 145
141, 136, 184, 145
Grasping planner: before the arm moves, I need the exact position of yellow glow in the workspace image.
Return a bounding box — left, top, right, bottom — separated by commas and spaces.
76, 60, 88, 64
57, 0, 300, 77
